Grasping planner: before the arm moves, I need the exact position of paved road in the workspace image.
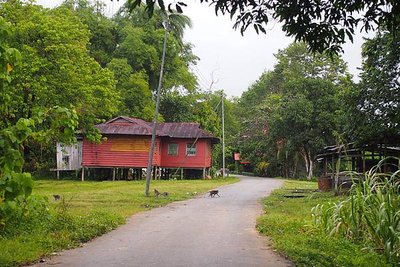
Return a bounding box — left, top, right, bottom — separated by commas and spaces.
36, 176, 292, 267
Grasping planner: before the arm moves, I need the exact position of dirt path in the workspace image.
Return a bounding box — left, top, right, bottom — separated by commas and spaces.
36, 176, 292, 267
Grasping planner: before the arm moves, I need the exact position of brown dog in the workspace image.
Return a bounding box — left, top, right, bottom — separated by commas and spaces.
208, 189, 220, 197
154, 189, 169, 198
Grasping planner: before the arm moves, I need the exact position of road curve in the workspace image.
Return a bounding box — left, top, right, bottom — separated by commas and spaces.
36, 175, 292, 267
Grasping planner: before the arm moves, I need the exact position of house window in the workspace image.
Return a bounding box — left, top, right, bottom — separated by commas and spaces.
168, 143, 178, 156
186, 143, 196, 156
62, 155, 70, 167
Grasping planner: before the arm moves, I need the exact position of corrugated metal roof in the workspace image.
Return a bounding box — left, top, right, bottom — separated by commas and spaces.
96, 116, 218, 141
96, 124, 153, 135
156, 122, 215, 139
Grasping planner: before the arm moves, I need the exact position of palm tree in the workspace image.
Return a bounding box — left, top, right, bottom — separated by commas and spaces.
161, 11, 192, 43
117, 4, 192, 46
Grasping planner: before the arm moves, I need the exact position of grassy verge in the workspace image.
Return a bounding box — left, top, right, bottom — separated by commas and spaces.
0, 177, 238, 267
257, 180, 390, 267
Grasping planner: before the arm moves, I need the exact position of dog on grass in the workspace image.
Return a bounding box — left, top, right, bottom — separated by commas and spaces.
154, 188, 169, 198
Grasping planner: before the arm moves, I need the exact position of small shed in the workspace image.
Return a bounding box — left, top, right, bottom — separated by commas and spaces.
316, 142, 400, 190
54, 139, 83, 178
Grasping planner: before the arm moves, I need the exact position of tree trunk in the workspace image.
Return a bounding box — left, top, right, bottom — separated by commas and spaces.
300, 147, 308, 178
300, 146, 313, 180
307, 150, 313, 180
292, 154, 298, 178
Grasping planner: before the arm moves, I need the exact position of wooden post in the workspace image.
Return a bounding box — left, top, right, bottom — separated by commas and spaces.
203, 168, 206, 179
180, 168, 183, 180
112, 168, 116, 181
57, 170, 60, 180
81, 167, 85, 181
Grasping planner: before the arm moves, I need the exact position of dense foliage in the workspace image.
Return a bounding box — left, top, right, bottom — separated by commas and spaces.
345, 31, 400, 144
0, 13, 78, 232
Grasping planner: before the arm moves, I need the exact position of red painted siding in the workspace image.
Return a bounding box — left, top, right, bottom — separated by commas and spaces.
82, 135, 161, 167
160, 138, 212, 168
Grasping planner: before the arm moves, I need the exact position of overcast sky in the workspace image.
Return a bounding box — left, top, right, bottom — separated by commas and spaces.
37, 0, 371, 97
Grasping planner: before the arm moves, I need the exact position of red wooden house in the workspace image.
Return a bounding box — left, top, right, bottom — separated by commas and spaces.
81, 116, 218, 180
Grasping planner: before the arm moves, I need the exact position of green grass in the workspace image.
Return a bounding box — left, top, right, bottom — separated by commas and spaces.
257, 180, 390, 267
33, 179, 239, 216
0, 177, 238, 267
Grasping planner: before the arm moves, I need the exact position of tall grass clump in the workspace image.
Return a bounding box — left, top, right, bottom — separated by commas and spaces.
312, 158, 400, 264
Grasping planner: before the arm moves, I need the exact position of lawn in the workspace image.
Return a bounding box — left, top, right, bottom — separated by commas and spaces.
34, 178, 239, 216
0, 177, 238, 267
257, 180, 391, 267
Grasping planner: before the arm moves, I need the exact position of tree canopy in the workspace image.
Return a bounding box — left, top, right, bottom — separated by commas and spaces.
345, 30, 400, 144
128, 0, 400, 54
237, 42, 353, 178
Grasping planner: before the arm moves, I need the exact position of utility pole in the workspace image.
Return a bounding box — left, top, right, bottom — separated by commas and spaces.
145, 18, 169, 196
221, 91, 225, 178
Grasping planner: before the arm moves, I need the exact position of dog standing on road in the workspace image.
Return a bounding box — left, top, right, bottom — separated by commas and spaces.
208, 189, 220, 197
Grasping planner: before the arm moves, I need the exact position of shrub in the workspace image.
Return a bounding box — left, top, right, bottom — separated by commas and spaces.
255, 161, 269, 176
312, 158, 400, 264
0, 195, 50, 238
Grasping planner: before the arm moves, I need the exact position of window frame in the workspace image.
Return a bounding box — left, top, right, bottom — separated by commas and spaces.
62, 155, 70, 166
186, 143, 197, 156
168, 143, 179, 156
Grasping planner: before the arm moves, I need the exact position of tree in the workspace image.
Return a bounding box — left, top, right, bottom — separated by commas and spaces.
114, 5, 197, 92
346, 31, 400, 144
159, 90, 222, 135
270, 79, 339, 179
127, 0, 400, 54
0, 15, 78, 228
237, 42, 353, 178
0, 2, 120, 170
120, 6, 192, 44
62, 0, 119, 67
159, 91, 194, 122
107, 58, 154, 120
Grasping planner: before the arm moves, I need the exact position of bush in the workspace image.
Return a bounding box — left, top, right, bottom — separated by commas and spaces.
0, 195, 50, 238
255, 161, 269, 176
